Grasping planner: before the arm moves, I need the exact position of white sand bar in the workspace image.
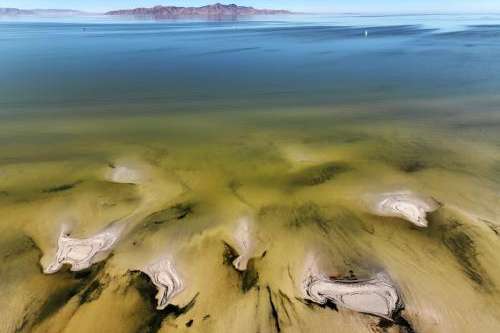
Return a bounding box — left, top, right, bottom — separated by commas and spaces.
143, 259, 184, 310
370, 191, 439, 227
304, 273, 402, 320
44, 229, 119, 273
107, 165, 143, 184
232, 216, 254, 271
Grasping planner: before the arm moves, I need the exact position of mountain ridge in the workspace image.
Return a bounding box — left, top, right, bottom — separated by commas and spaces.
106, 3, 292, 17
0, 8, 86, 15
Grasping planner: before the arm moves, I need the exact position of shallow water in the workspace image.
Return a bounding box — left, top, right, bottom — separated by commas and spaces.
0, 14, 499, 333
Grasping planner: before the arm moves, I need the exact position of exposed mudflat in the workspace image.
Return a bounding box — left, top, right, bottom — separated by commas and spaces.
0, 107, 499, 333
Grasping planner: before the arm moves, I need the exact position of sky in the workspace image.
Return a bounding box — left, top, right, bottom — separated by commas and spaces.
1, 0, 500, 14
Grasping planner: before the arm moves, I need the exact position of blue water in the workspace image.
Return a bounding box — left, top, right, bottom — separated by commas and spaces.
1, 14, 500, 116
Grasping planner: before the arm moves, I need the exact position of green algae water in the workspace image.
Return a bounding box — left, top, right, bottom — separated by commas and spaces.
1, 14, 500, 333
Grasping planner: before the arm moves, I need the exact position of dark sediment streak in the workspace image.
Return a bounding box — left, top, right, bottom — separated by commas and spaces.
480, 218, 500, 236
42, 181, 82, 193
378, 311, 416, 333
259, 202, 332, 234
129, 201, 196, 245
289, 162, 351, 187
222, 242, 259, 292
266, 286, 281, 332
128, 271, 198, 333
399, 160, 428, 173
143, 202, 195, 227
31, 262, 106, 330
427, 212, 493, 290
3, 235, 107, 332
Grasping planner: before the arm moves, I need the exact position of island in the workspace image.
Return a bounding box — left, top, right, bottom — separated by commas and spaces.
106, 3, 292, 18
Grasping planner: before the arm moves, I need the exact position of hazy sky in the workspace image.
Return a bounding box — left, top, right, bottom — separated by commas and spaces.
2, 0, 499, 13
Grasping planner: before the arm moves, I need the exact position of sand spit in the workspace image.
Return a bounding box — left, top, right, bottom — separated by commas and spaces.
44, 226, 120, 273
368, 191, 440, 227
142, 259, 184, 310
232, 216, 254, 271
302, 255, 402, 320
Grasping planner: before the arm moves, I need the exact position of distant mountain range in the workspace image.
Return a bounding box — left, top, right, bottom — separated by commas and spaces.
0, 3, 292, 18
0, 8, 85, 16
106, 3, 291, 17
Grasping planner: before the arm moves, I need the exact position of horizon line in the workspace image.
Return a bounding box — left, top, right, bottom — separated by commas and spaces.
2, 5, 500, 16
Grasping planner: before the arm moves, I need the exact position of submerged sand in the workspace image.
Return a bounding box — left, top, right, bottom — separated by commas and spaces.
0, 104, 499, 333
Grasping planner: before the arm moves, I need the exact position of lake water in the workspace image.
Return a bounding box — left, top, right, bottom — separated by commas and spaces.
0, 14, 499, 333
